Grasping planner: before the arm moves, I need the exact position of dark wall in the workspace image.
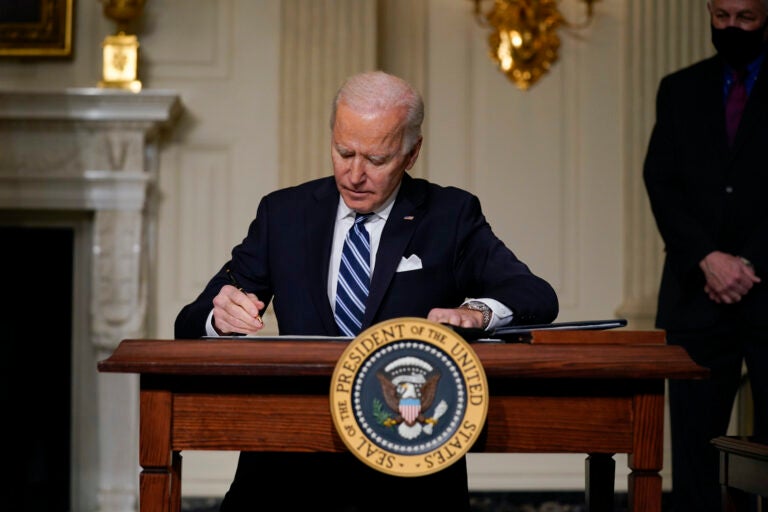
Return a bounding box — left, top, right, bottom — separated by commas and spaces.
1, 226, 73, 512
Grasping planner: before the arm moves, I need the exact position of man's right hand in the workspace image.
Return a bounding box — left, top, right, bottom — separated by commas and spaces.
212, 284, 265, 334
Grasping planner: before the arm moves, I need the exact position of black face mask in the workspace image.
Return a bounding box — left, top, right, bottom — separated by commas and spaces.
711, 22, 768, 70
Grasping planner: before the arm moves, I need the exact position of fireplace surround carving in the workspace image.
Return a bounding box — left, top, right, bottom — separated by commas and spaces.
0, 88, 182, 512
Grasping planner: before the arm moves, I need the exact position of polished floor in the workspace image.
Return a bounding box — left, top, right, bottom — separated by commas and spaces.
181, 492, 651, 512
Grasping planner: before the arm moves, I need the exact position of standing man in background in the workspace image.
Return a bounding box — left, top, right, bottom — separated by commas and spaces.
175, 70, 558, 511
643, 1, 768, 510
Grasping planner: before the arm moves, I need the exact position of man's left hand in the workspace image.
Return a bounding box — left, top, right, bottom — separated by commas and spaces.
427, 307, 485, 329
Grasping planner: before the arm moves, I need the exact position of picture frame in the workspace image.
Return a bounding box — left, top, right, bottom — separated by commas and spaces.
0, 0, 74, 58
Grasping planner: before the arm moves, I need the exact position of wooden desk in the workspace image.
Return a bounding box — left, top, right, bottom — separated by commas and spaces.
712, 436, 768, 511
97, 330, 706, 512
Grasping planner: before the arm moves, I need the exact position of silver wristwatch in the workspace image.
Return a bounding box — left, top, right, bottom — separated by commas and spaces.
460, 301, 492, 329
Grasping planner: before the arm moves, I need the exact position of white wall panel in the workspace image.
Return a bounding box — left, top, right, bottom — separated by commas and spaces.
424, 0, 474, 189
151, 0, 281, 344
141, 0, 232, 78
279, 0, 377, 186
459, 3, 622, 321
159, 145, 231, 304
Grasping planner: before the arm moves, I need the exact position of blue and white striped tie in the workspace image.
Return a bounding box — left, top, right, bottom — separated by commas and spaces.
335, 213, 373, 336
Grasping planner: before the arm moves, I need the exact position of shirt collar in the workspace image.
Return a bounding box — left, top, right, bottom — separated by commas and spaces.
336, 182, 400, 223
725, 50, 766, 81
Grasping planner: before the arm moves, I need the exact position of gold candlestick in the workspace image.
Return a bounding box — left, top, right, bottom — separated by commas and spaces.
99, 0, 146, 92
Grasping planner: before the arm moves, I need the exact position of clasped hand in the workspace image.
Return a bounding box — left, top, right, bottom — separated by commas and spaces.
700, 251, 761, 304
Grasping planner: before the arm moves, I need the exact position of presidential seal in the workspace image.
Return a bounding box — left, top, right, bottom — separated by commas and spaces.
330, 317, 489, 477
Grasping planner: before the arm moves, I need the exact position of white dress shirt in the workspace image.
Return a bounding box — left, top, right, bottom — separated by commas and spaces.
327, 192, 396, 306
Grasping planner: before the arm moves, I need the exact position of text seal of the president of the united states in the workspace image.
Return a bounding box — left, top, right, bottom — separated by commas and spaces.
330, 317, 489, 477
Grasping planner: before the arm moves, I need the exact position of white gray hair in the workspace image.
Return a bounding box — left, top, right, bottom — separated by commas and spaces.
330, 71, 424, 154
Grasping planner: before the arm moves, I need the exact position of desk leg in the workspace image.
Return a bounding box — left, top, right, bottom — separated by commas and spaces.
171, 452, 182, 512
627, 387, 664, 512
140, 471, 172, 512
586, 453, 615, 512
137, 449, 181, 512
140, 389, 174, 512
721, 485, 751, 512
628, 470, 662, 512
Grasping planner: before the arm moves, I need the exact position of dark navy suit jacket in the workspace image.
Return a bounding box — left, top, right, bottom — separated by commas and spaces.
643, 54, 768, 331
175, 173, 558, 338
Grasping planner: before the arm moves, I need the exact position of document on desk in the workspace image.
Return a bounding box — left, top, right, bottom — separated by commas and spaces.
203, 334, 353, 341
205, 318, 628, 343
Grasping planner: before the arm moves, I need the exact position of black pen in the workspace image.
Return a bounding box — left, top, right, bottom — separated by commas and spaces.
226, 267, 263, 324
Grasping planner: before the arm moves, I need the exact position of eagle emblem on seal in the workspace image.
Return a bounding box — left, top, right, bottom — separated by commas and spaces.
375, 356, 448, 440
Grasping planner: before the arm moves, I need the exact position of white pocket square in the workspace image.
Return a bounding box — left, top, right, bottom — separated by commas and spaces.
397, 254, 422, 272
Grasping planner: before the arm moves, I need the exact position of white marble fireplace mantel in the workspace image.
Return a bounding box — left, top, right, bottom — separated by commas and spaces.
0, 88, 182, 512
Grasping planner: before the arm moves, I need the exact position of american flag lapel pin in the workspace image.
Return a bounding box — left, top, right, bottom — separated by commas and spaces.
403, 215, 414, 220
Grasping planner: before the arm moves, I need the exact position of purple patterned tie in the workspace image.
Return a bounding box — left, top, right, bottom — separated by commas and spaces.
725, 69, 747, 146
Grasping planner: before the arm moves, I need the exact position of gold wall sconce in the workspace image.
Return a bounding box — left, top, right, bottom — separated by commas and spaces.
98, 0, 146, 92
471, 0, 598, 91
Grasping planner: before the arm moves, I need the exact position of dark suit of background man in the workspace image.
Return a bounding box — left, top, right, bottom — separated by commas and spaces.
175, 70, 558, 511
643, 1, 768, 511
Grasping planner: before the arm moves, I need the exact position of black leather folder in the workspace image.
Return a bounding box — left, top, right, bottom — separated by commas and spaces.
451, 318, 628, 343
